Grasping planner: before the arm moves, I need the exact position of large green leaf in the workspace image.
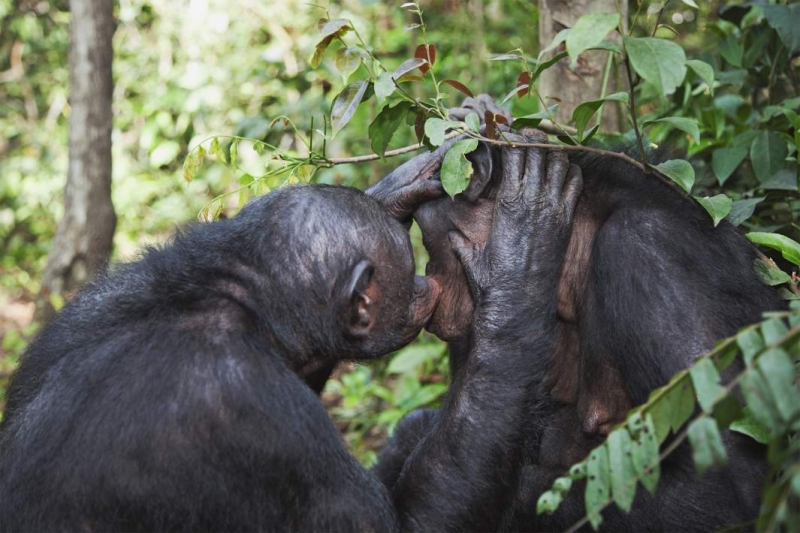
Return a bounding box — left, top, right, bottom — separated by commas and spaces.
441, 139, 479, 197
687, 418, 728, 477
623, 37, 687, 97
369, 101, 412, 158
746, 232, 800, 266
566, 13, 620, 67
712, 146, 748, 186
585, 445, 611, 530
693, 194, 732, 227
652, 159, 695, 193
750, 131, 788, 184
571, 92, 629, 141
331, 80, 369, 136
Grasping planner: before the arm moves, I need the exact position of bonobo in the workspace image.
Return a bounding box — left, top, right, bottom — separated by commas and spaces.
374, 105, 783, 530
0, 139, 581, 532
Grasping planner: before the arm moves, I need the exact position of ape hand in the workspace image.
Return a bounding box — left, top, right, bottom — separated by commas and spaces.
448, 94, 512, 123
365, 139, 461, 225
449, 129, 582, 320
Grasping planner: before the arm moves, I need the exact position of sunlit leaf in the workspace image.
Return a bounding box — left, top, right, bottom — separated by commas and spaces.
694, 194, 732, 227
652, 159, 695, 192
536, 490, 563, 515
623, 37, 687, 97
311, 19, 352, 68
746, 232, 800, 266
330, 80, 369, 136
441, 138, 479, 197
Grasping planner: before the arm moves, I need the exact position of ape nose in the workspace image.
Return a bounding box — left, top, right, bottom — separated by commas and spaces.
581, 404, 614, 439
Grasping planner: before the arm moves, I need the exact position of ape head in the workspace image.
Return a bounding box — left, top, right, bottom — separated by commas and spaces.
234, 185, 440, 364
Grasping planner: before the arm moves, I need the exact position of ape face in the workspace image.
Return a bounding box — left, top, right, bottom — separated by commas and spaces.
413, 194, 493, 343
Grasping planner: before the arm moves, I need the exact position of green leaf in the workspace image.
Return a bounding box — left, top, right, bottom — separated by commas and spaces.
751, 131, 789, 184
686, 59, 715, 93
762, 318, 788, 346
607, 429, 637, 512
726, 197, 764, 226
623, 37, 687, 97
693, 194, 732, 227
762, 167, 798, 192
566, 13, 620, 68
311, 19, 352, 68
739, 370, 782, 435
569, 461, 587, 480
369, 101, 412, 158
182, 152, 199, 183
746, 232, 800, 266
335, 47, 363, 83
229, 139, 239, 169
331, 80, 369, 136
730, 408, 771, 444
643, 117, 700, 142
210, 137, 226, 164
757, 348, 800, 423
441, 139, 479, 197
375, 72, 396, 107
631, 414, 661, 495
552, 476, 573, 493
754, 259, 792, 287
571, 92, 629, 141
652, 159, 695, 193
711, 146, 748, 186
669, 376, 696, 432
532, 51, 569, 82
689, 358, 725, 413
585, 445, 611, 530
763, 4, 800, 54
423, 118, 459, 147
465, 112, 481, 132
536, 490, 563, 515
687, 418, 728, 477
386, 343, 444, 375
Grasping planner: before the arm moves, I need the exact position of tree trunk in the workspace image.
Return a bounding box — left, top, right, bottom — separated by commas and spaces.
538, 0, 628, 133
39, 0, 116, 317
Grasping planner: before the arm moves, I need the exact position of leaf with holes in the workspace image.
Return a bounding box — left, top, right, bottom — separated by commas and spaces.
623, 37, 687, 97
536, 490, 563, 515
694, 194, 732, 227
566, 13, 620, 67
653, 160, 695, 193
585, 446, 611, 530
607, 430, 637, 512
331, 80, 369, 136
631, 414, 661, 495
687, 418, 728, 477
441, 139, 479, 197
747, 232, 800, 266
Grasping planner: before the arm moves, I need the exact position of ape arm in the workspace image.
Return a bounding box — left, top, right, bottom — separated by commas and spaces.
388, 135, 583, 532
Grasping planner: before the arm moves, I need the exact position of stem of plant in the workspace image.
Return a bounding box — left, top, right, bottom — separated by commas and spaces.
623, 54, 648, 169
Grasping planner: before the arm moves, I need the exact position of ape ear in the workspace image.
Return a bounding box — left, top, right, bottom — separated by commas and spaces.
340, 260, 376, 339
463, 142, 495, 202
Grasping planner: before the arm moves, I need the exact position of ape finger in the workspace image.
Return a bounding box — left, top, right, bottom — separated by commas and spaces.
562, 164, 584, 217
545, 151, 570, 203
496, 137, 526, 205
